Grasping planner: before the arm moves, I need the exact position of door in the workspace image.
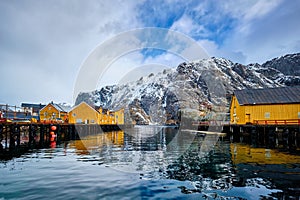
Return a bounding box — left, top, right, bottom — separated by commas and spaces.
245, 114, 251, 124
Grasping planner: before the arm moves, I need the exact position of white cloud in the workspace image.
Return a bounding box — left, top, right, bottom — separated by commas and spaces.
243, 0, 283, 21
189, 0, 299, 64
79, 27, 209, 100
97, 51, 145, 87
143, 52, 185, 68
0, 0, 142, 105
222, 0, 300, 63
170, 14, 207, 37
96, 49, 185, 88
1, 0, 299, 106
212, 0, 283, 22
236, 0, 283, 35
198, 39, 246, 63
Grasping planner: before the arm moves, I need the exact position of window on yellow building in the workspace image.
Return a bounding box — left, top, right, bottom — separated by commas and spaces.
265, 112, 270, 119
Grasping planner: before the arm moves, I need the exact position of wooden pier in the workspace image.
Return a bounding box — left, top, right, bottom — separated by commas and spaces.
0, 122, 124, 160
1, 120, 299, 160
228, 123, 300, 150
191, 119, 300, 151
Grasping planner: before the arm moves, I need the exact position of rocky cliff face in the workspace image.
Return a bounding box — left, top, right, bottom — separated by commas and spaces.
262, 53, 300, 76
75, 53, 300, 125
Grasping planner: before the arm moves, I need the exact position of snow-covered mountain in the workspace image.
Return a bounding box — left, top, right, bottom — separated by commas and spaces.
262, 53, 300, 76
75, 53, 300, 125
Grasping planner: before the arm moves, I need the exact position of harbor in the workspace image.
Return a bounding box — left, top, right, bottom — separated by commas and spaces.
2, 0, 300, 198
1, 126, 300, 199
1, 86, 300, 160
0, 86, 299, 199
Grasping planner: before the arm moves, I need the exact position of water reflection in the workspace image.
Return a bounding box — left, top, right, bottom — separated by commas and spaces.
70, 131, 124, 154
1, 126, 300, 199
231, 143, 300, 196
231, 143, 300, 165
70, 126, 218, 174
69, 126, 300, 198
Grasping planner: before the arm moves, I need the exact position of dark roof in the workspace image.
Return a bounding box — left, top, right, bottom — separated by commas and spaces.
234, 86, 300, 105
0, 105, 13, 111
21, 103, 46, 109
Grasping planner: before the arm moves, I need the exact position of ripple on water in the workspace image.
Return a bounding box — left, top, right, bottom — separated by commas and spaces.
1, 127, 300, 199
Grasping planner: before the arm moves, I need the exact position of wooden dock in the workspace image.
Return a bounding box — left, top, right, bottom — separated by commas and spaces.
228, 123, 300, 150
0, 122, 125, 160
1, 120, 299, 160
190, 120, 300, 151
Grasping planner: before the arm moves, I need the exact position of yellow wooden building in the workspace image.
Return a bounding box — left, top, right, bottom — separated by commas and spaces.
98, 107, 109, 124
40, 101, 125, 125
230, 86, 300, 125
110, 108, 125, 125
68, 102, 99, 124
39, 102, 71, 123
98, 107, 124, 125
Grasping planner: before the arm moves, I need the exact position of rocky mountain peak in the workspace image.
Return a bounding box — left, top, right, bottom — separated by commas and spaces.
262, 53, 300, 76
75, 53, 300, 125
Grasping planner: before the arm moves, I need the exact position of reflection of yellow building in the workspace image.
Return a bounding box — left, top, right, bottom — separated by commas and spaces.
71, 131, 124, 155
230, 87, 300, 125
230, 143, 300, 165
69, 139, 90, 155
40, 102, 70, 122
69, 102, 98, 124
106, 131, 124, 145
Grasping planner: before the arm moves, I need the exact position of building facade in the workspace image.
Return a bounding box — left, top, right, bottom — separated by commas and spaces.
68, 102, 99, 124
40, 103, 70, 123
230, 87, 300, 125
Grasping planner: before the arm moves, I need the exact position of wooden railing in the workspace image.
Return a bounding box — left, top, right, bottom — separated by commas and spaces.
254, 119, 300, 125
192, 120, 230, 126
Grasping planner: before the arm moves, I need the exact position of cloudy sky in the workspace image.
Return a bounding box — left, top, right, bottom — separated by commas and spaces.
0, 0, 299, 106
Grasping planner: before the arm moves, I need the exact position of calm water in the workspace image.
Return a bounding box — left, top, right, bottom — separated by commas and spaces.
1, 126, 300, 199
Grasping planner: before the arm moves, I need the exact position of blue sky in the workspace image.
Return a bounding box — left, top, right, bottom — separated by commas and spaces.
0, 0, 299, 106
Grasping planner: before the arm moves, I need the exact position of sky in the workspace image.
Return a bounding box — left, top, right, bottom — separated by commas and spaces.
0, 0, 299, 106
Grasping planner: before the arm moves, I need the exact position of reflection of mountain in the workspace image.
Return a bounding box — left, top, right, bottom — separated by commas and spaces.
166, 137, 235, 190
123, 126, 166, 151
71, 127, 223, 173
166, 138, 300, 195
69, 127, 300, 197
